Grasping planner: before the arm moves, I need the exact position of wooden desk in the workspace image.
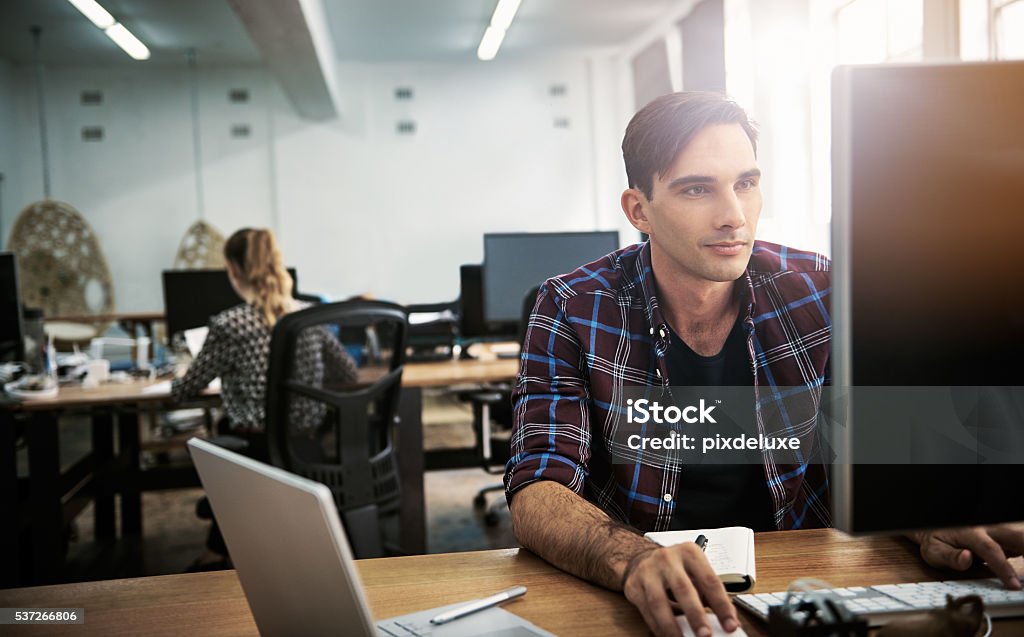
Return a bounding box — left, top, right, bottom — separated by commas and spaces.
0, 530, 1021, 636
403, 356, 519, 388
1, 355, 521, 586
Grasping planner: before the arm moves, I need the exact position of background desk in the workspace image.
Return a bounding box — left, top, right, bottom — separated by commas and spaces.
0, 530, 1021, 636
1, 354, 520, 586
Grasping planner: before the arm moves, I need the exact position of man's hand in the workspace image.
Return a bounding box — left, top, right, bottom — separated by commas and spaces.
621, 544, 739, 637
911, 524, 1024, 590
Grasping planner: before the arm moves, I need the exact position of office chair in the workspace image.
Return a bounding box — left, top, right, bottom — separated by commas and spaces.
265, 300, 408, 558
462, 283, 541, 526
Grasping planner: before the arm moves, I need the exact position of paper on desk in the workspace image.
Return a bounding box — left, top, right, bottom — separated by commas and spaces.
184, 326, 209, 358
408, 310, 456, 325
143, 380, 172, 394
678, 612, 748, 637
142, 377, 220, 395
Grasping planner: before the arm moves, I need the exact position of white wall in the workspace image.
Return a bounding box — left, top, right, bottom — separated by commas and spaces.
0, 59, 21, 247
272, 58, 629, 304
8, 64, 276, 312
3, 55, 634, 312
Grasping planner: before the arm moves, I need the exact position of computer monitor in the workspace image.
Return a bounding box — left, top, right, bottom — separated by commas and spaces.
830, 61, 1024, 533
482, 231, 619, 326
162, 268, 298, 338
0, 252, 24, 362
459, 264, 516, 339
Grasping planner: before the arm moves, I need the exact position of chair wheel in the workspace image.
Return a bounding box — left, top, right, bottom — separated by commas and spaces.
484, 511, 500, 527
473, 493, 487, 509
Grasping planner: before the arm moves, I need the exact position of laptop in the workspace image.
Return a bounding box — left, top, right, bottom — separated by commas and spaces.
187, 438, 555, 637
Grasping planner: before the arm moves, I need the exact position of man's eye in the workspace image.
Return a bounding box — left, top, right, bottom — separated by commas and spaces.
736, 179, 757, 191
684, 185, 708, 196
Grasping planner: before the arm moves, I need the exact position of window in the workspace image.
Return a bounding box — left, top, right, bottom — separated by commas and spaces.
836, 0, 922, 64
996, 0, 1024, 59
961, 0, 1024, 60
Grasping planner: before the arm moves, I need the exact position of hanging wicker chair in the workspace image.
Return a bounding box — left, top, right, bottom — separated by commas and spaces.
174, 219, 225, 269
7, 200, 115, 340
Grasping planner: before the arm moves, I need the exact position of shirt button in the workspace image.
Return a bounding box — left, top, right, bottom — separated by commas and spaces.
649, 327, 655, 335
655, 369, 661, 378
659, 327, 667, 339
663, 493, 673, 502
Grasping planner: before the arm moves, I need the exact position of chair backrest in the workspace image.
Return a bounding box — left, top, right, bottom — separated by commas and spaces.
264, 300, 408, 558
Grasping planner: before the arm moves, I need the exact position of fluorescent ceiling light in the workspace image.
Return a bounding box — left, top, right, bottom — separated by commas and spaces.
104, 23, 151, 60
490, 0, 522, 31
477, 0, 521, 61
66, 0, 115, 29
66, 0, 150, 61
477, 26, 506, 61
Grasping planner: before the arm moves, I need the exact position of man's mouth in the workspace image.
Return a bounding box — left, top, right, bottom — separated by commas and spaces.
705, 241, 746, 256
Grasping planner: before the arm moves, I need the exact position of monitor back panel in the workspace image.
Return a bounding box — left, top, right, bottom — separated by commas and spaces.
831, 61, 1024, 533
162, 267, 297, 337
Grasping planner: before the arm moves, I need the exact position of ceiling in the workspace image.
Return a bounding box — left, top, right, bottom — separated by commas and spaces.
0, 0, 683, 68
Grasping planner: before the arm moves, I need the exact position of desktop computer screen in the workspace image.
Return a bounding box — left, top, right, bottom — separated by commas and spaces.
0, 252, 24, 363
830, 61, 1024, 533
459, 263, 517, 340
163, 268, 298, 338
482, 231, 619, 326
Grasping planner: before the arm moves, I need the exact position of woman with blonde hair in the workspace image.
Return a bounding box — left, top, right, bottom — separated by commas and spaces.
173, 227, 356, 568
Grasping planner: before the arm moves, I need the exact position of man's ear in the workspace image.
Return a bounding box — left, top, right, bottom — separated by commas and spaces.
621, 188, 652, 235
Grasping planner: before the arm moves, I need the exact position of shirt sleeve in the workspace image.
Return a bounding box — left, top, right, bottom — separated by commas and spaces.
504, 282, 592, 500
172, 319, 228, 401
322, 329, 359, 384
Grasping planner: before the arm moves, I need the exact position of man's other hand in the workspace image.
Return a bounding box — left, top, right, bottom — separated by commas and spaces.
912, 524, 1024, 590
621, 543, 739, 637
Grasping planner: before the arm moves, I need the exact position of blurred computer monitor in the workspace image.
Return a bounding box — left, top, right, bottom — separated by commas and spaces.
831, 61, 1024, 533
0, 252, 24, 362
163, 268, 298, 339
482, 231, 619, 326
459, 264, 516, 340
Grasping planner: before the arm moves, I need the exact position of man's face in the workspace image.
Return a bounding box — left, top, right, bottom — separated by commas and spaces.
625, 123, 762, 286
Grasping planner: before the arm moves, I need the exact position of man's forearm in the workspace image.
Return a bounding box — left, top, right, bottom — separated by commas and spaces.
509, 480, 657, 590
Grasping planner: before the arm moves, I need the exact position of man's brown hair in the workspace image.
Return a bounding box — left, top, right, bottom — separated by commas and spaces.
622, 92, 758, 200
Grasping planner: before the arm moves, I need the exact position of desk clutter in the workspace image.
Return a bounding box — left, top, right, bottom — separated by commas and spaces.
740, 577, 1020, 635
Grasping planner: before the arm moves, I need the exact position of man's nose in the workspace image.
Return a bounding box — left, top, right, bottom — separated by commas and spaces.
714, 190, 747, 230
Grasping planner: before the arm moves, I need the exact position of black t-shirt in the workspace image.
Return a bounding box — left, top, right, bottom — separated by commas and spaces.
666, 316, 777, 532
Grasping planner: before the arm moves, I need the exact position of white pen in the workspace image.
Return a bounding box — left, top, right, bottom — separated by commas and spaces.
429, 586, 527, 625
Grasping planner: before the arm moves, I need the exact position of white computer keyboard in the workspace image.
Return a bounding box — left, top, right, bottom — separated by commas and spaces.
736, 578, 1024, 626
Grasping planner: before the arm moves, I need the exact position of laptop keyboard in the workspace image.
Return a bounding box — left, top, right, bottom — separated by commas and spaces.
735, 578, 1024, 626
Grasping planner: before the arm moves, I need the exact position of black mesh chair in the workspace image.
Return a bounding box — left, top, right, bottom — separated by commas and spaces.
265, 300, 408, 558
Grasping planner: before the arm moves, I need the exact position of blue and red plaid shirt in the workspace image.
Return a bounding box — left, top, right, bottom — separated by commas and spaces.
505, 240, 832, 531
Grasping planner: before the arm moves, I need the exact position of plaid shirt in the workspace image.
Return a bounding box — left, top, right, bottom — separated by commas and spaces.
505, 240, 832, 531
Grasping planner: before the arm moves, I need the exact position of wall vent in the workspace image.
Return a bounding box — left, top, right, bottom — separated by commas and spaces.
549, 84, 567, 97
229, 88, 250, 103
81, 126, 104, 141
394, 87, 414, 100
396, 120, 417, 135
230, 124, 252, 138
553, 118, 570, 129
81, 90, 103, 105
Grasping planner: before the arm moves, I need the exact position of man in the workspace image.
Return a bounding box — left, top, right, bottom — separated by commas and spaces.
503, 92, 1024, 637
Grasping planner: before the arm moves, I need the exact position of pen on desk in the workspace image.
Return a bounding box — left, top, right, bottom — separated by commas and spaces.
429, 586, 527, 625
695, 534, 708, 553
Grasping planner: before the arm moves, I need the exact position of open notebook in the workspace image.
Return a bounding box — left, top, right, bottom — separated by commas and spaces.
645, 526, 756, 593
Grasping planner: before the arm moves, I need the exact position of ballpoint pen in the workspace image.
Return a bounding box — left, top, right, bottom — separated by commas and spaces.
429, 586, 528, 625
695, 534, 708, 552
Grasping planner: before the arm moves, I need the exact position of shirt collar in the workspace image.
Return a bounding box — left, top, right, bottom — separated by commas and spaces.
631, 240, 758, 343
